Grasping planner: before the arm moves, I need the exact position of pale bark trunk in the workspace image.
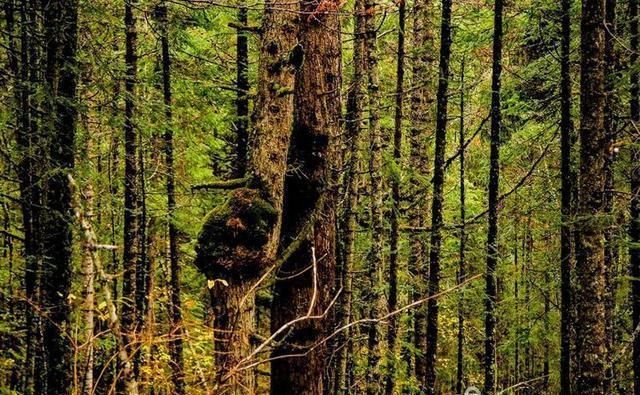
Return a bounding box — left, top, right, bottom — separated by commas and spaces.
82, 186, 95, 395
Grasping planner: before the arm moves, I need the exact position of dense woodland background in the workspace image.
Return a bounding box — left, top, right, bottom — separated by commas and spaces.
0, 0, 638, 393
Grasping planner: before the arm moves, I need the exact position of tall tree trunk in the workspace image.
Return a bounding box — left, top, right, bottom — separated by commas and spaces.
485, 0, 504, 390
524, 225, 532, 388
629, 0, 640, 390
559, 0, 574, 390
121, 0, 141, 391
335, 0, 365, 390
270, 3, 341, 393
455, 57, 466, 395
409, 0, 434, 384
632, 104, 640, 393
543, 270, 550, 391
3, 0, 18, 327
194, 0, 300, 391
17, 0, 45, 392
134, 122, 148, 379
575, 0, 608, 391
385, 1, 405, 393
364, 0, 384, 388
424, 0, 453, 390
603, 0, 617, 390
156, 2, 185, 393
40, 0, 78, 392
513, 226, 521, 389
82, 186, 96, 395
68, 176, 139, 395
107, 72, 122, 393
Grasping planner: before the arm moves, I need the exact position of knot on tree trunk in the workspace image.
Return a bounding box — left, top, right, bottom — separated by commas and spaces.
195, 187, 277, 280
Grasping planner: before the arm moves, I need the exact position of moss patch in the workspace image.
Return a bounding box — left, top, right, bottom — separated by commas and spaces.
194, 188, 277, 280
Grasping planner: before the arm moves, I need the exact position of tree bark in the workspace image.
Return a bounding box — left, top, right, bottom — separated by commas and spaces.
603, 0, 617, 390
575, 0, 608, 391
234, 0, 249, 179
40, 0, 78, 392
134, 112, 148, 379
121, 0, 141, 391
17, 0, 45, 392
156, 2, 185, 393
629, 0, 640, 390
194, 0, 300, 391
270, 3, 341, 393
559, 0, 574, 390
456, 57, 466, 395
82, 186, 95, 395
424, 0, 453, 390
485, 0, 504, 390
363, 0, 384, 388
335, 1, 365, 390
385, 1, 405, 393
409, 0, 434, 384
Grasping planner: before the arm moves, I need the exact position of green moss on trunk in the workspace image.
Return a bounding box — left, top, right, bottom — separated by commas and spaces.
195, 188, 277, 280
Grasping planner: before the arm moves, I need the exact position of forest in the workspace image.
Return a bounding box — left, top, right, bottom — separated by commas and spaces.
0, 0, 638, 392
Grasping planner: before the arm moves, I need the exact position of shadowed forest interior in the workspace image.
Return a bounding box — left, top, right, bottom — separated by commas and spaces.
0, 0, 639, 393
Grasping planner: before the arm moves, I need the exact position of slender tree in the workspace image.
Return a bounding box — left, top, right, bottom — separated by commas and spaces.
15, 0, 44, 391
559, 0, 574, 390
385, 0, 405, 392
409, 0, 435, 384
575, 0, 608, 391
485, 0, 504, 390
156, 2, 184, 393
424, 0, 453, 390
603, 0, 618, 390
335, 0, 366, 389
134, 108, 149, 379
456, 57, 466, 395
234, 0, 249, 178
82, 186, 95, 395
629, 0, 640, 390
363, 0, 384, 387
121, 0, 141, 390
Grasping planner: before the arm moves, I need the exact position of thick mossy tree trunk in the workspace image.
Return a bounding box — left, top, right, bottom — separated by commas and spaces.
424, 0, 453, 390
575, 0, 608, 392
40, 0, 78, 392
485, 0, 503, 390
270, 3, 341, 394
194, 0, 300, 391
